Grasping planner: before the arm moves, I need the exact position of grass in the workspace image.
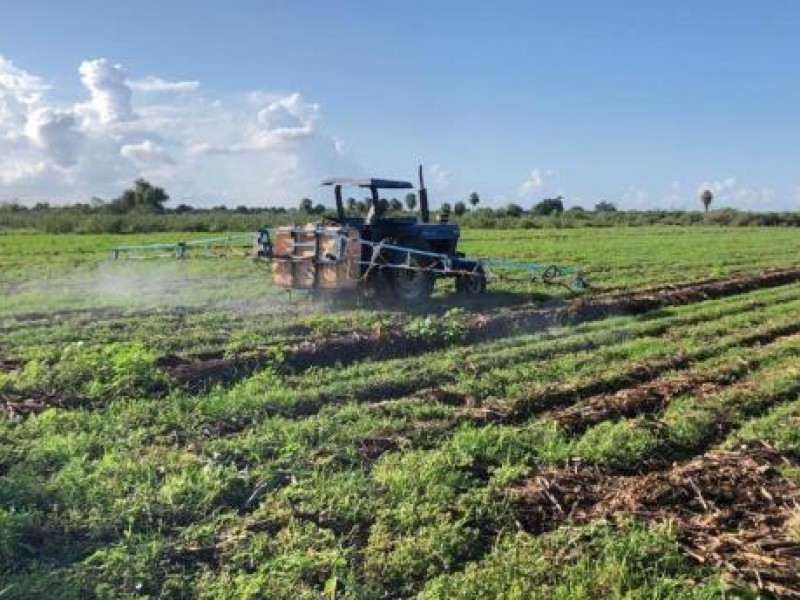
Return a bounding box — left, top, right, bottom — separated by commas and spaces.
2, 227, 800, 598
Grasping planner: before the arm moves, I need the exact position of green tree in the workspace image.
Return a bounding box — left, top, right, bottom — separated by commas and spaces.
299, 198, 314, 213
595, 200, 617, 213
347, 197, 358, 214
454, 201, 467, 216
533, 196, 564, 216
313, 203, 326, 215
468, 192, 480, 207
110, 178, 169, 213
505, 203, 524, 217
389, 198, 403, 212
404, 193, 417, 211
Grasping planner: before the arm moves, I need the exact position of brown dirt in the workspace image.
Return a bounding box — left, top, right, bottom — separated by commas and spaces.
157, 268, 800, 393
472, 267, 800, 341
299, 267, 800, 371
510, 447, 800, 597
548, 374, 724, 434
163, 352, 269, 393
0, 391, 69, 418
358, 435, 407, 461
0, 358, 22, 373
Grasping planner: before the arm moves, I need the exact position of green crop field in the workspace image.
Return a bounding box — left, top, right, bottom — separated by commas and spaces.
3, 227, 800, 599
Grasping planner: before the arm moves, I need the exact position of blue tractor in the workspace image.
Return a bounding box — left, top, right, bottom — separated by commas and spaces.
110, 166, 586, 302
259, 166, 486, 304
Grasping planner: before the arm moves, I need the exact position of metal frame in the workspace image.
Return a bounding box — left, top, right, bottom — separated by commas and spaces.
111, 234, 253, 260
257, 226, 588, 291
111, 228, 589, 292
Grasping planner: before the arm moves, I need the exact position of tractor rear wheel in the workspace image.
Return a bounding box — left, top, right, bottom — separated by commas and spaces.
456, 265, 487, 295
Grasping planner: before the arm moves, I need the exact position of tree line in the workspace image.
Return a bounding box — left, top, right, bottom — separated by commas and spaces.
2, 180, 799, 234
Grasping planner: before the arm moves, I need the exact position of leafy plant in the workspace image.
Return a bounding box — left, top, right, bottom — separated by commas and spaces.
406, 308, 468, 344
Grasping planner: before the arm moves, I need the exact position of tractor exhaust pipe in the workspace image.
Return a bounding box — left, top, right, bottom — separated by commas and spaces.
418, 164, 430, 223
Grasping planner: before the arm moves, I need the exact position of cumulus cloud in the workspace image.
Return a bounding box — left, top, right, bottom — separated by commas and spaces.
0, 56, 47, 106
0, 54, 356, 204
0, 56, 48, 135
25, 108, 83, 167
0, 161, 50, 185
119, 140, 174, 166
78, 58, 134, 124
252, 92, 319, 146
127, 76, 200, 93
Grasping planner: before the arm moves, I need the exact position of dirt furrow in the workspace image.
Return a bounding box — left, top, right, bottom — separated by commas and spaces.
467, 319, 800, 426
0, 391, 70, 419
509, 447, 800, 598
163, 268, 800, 390
545, 333, 800, 434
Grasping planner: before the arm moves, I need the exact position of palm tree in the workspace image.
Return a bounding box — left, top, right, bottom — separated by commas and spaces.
468, 192, 480, 208
701, 189, 714, 213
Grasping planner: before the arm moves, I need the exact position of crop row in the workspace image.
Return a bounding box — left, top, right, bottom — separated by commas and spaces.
4, 264, 800, 597
5, 287, 800, 596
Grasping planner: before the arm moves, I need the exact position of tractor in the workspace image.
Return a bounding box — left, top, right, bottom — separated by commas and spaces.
112, 167, 587, 302
255, 166, 486, 304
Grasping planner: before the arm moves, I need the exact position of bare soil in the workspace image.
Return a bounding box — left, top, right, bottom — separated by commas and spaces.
510, 447, 800, 597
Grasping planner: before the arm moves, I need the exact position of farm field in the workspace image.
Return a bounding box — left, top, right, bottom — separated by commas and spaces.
2, 227, 800, 598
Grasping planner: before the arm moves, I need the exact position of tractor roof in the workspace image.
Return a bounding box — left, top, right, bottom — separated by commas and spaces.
321, 178, 413, 190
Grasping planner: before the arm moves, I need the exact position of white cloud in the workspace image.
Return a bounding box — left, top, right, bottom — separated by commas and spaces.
661, 180, 683, 206
0, 160, 50, 185
253, 92, 319, 145
0, 54, 356, 205
120, 140, 174, 166
428, 163, 451, 191
25, 107, 83, 167
127, 76, 200, 93
0, 56, 48, 136
636, 178, 780, 211
697, 177, 774, 210
518, 168, 554, 198
0, 55, 47, 106
332, 137, 345, 154
78, 58, 134, 124
621, 185, 648, 208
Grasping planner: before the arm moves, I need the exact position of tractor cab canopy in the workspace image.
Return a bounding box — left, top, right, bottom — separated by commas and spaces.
321, 178, 413, 190
322, 178, 414, 222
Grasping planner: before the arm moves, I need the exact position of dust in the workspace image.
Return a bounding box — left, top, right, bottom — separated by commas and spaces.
0, 260, 315, 317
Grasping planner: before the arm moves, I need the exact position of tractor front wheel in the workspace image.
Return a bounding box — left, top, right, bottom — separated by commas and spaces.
391, 267, 434, 304
384, 242, 435, 305
455, 265, 487, 295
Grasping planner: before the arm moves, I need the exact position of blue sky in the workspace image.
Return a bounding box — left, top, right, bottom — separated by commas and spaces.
1, 0, 798, 209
